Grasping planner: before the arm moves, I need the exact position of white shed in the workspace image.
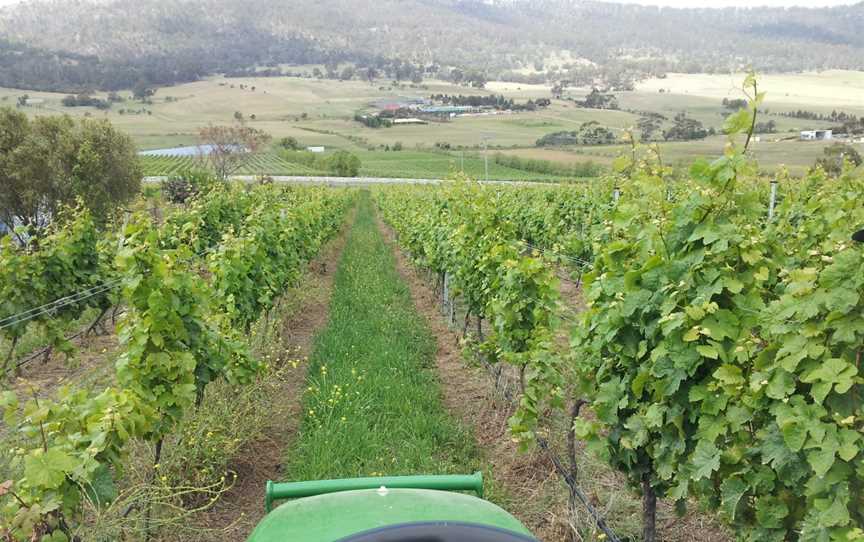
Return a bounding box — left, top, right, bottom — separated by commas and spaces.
800, 130, 833, 141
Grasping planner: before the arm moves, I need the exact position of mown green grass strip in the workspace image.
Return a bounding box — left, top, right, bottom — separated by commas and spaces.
283, 192, 482, 481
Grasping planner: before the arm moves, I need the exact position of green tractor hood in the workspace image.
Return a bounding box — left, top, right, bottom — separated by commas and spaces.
248, 472, 538, 542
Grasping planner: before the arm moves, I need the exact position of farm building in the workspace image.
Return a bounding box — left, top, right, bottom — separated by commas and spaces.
800, 129, 832, 141
306, 146, 326, 153
418, 105, 475, 115
392, 118, 427, 125
371, 97, 429, 110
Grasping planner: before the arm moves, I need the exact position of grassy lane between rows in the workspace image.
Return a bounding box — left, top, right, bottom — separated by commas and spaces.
283, 191, 483, 481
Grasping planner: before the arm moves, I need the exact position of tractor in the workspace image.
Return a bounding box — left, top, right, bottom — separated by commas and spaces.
247, 472, 539, 541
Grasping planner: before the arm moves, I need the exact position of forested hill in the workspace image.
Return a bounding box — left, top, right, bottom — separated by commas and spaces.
0, 0, 863, 92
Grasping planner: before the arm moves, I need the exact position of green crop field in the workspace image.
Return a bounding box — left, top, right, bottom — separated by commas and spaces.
139, 155, 201, 176
139, 153, 333, 176
356, 150, 572, 180
139, 149, 581, 181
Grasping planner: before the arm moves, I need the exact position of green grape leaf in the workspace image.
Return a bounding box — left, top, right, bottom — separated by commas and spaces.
801, 358, 857, 404
720, 477, 747, 521
25, 449, 79, 489
83, 464, 118, 508
713, 364, 744, 386
697, 344, 720, 360
691, 440, 721, 480
755, 496, 789, 529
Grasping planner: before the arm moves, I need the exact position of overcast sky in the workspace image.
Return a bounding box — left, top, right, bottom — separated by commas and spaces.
599, 0, 859, 7
0, 0, 858, 6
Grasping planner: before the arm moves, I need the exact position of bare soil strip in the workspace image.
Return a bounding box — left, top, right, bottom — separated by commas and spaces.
185, 217, 351, 541
376, 216, 571, 542
4, 323, 121, 399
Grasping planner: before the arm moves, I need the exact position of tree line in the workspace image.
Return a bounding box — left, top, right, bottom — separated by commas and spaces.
536, 122, 617, 146
493, 153, 602, 177
429, 94, 551, 110
777, 109, 858, 123
2, 0, 864, 93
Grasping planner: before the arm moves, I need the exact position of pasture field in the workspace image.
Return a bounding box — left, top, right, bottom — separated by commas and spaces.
614, 91, 837, 132
638, 70, 864, 111
4, 69, 862, 176
287, 104, 639, 150
502, 135, 844, 175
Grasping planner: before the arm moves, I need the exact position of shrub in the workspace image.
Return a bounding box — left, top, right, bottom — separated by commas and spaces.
0, 108, 140, 234
162, 170, 219, 204
815, 143, 862, 176
277, 136, 301, 150
326, 151, 361, 177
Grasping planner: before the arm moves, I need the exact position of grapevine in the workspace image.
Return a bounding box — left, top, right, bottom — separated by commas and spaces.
0, 181, 352, 541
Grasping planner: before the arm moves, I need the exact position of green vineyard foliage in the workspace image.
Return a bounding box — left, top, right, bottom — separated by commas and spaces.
0, 208, 117, 374
0, 181, 351, 540
139, 153, 324, 177
378, 154, 864, 540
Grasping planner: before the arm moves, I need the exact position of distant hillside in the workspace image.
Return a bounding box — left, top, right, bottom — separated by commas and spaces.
0, 0, 863, 91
